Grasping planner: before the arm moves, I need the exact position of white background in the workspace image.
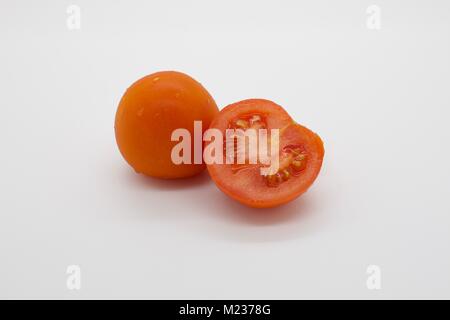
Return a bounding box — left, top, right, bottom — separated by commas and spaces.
1, 0, 449, 299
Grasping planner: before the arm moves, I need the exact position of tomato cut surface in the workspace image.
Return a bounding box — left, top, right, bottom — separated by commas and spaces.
206, 99, 324, 208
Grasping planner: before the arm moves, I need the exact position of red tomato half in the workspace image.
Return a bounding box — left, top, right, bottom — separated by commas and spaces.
206, 99, 324, 208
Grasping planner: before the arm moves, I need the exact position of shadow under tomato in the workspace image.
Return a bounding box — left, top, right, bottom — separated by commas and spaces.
124, 168, 211, 190
212, 192, 312, 225
204, 190, 323, 242
117, 164, 324, 241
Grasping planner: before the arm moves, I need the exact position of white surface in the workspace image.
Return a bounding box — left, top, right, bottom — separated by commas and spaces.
1, 0, 450, 299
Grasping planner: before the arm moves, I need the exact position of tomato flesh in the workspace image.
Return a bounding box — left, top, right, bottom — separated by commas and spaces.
206, 99, 324, 208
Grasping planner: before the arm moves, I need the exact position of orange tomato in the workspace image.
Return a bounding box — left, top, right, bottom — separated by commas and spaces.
115, 71, 219, 178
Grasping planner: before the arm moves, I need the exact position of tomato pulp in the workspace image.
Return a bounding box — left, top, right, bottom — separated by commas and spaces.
206, 99, 324, 208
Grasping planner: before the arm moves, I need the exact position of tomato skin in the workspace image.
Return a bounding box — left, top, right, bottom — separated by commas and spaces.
115, 71, 218, 179
206, 99, 324, 208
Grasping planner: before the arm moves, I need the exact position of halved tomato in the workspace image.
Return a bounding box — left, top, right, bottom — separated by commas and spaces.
206, 99, 324, 208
